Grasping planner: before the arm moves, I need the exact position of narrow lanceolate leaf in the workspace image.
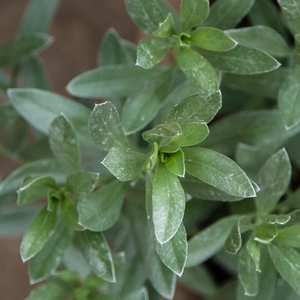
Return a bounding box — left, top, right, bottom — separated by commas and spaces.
198, 45, 281, 75
165, 149, 185, 177
246, 239, 261, 272
29, 219, 73, 283
61, 197, 84, 231
137, 38, 171, 69
276, 225, 300, 248
180, 0, 209, 32
89, 101, 128, 151
77, 230, 115, 283
66, 65, 163, 98
268, 242, 300, 295
20, 206, 57, 262
184, 148, 256, 198
255, 148, 291, 215
238, 246, 259, 296
191, 27, 237, 52
166, 90, 222, 124
66, 171, 99, 200
178, 47, 219, 92
17, 176, 57, 205
278, 0, 300, 34
153, 13, 175, 38
260, 214, 291, 225
102, 146, 147, 181
130, 287, 149, 300
0, 33, 53, 68
156, 223, 187, 276
152, 162, 185, 244
204, 0, 255, 30
225, 218, 243, 255
186, 215, 239, 267
49, 114, 80, 174
278, 66, 300, 129
225, 26, 292, 58
125, 0, 168, 34
77, 180, 127, 232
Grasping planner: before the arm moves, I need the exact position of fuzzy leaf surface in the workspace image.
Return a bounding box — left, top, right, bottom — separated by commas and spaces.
278, 0, 300, 34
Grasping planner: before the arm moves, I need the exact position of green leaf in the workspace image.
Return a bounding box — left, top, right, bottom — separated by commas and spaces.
130, 287, 149, 300
61, 197, 84, 231
49, 114, 80, 174
276, 225, 300, 248
137, 38, 171, 69
88, 101, 129, 151
18, 0, 60, 35
77, 180, 127, 232
246, 239, 261, 272
165, 149, 185, 177
17, 176, 57, 205
268, 242, 300, 295
204, 0, 255, 30
278, 0, 300, 34
66, 65, 164, 98
8, 88, 93, 147
238, 246, 259, 296
102, 146, 147, 181
26, 283, 71, 300
153, 13, 175, 38
198, 45, 281, 75
161, 122, 209, 153
156, 223, 187, 276
121, 69, 173, 134
152, 162, 185, 244
20, 206, 57, 262
77, 231, 115, 283
166, 90, 222, 124
125, 0, 168, 34
191, 27, 237, 52
254, 223, 278, 244
260, 214, 291, 225
178, 47, 219, 92
29, 218, 73, 283
184, 148, 255, 198
225, 26, 292, 57
255, 148, 291, 215
66, 171, 99, 200
186, 215, 239, 267
0, 33, 53, 68
180, 0, 209, 32
278, 66, 300, 129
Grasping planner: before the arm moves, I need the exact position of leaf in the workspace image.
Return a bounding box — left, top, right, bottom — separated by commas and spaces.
204, 0, 255, 30
278, 66, 300, 129
26, 283, 71, 300
77, 230, 115, 283
29, 218, 73, 283
278, 0, 300, 34
130, 287, 149, 300
8, 88, 93, 147
66, 171, 99, 200
136, 38, 171, 69
18, 0, 60, 35
88, 101, 129, 151
166, 90, 222, 124
198, 45, 281, 75
276, 225, 300, 248
77, 180, 127, 232
254, 223, 278, 244
186, 215, 239, 267
268, 242, 300, 295
191, 27, 237, 52
260, 214, 291, 225
177, 47, 219, 92
238, 246, 259, 296
165, 149, 185, 177
180, 0, 209, 32
17, 176, 57, 205
61, 197, 84, 231
0, 33, 53, 68
49, 114, 80, 174
102, 146, 147, 181
246, 239, 261, 272
255, 148, 291, 215
225, 26, 292, 58
66, 65, 164, 98
20, 206, 57, 262
153, 13, 175, 38
152, 162, 185, 244
156, 223, 187, 276
125, 0, 168, 34
184, 148, 255, 198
